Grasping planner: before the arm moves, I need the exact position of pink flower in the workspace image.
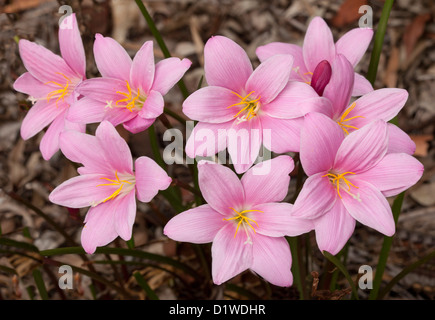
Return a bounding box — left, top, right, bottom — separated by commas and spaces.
69, 34, 191, 134
184, 36, 327, 173
49, 121, 172, 253
292, 113, 424, 255
13, 13, 86, 160
163, 156, 313, 286
313, 54, 416, 155
256, 16, 374, 96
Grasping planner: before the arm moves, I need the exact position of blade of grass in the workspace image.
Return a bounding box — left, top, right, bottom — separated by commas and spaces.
32, 268, 49, 300
40, 246, 198, 278
378, 249, 435, 299
133, 271, 159, 300
323, 251, 359, 300
366, 0, 395, 86
369, 192, 404, 299
0, 237, 39, 253
134, 0, 189, 99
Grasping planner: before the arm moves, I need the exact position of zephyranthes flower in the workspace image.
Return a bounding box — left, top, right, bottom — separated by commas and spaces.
13, 13, 86, 160
311, 54, 416, 155
184, 35, 327, 173
292, 113, 423, 255
164, 156, 313, 286
256, 16, 374, 96
68, 35, 191, 133
49, 121, 171, 253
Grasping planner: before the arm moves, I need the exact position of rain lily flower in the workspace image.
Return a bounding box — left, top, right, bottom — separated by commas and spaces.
13, 13, 86, 160
256, 16, 374, 96
184, 35, 328, 173
68, 34, 191, 134
49, 121, 171, 253
292, 113, 423, 255
313, 54, 416, 155
164, 156, 313, 286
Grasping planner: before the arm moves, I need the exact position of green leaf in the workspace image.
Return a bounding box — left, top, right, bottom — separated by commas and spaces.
32, 268, 49, 300
323, 251, 359, 300
133, 271, 159, 300
0, 237, 39, 253
0, 265, 18, 275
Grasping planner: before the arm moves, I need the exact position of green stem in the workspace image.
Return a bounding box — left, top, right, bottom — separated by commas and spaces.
366, 0, 394, 86
133, 271, 159, 300
164, 107, 187, 126
134, 0, 189, 99
369, 192, 404, 300
32, 269, 49, 300
288, 236, 306, 299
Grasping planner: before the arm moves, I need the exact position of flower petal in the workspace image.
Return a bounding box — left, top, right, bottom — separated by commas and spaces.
18, 39, 75, 84
251, 235, 293, 287
292, 173, 337, 219
59, 13, 86, 78
302, 17, 336, 71
39, 111, 66, 160
130, 41, 155, 93
152, 57, 192, 95
245, 54, 294, 104
314, 200, 355, 255
185, 121, 232, 158
59, 129, 112, 174
241, 156, 294, 206
134, 156, 171, 202
260, 115, 304, 153
250, 202, 313, 237
80, 200, 118, 254
20, 100, 65, 140
335, 28, 373, 67
341, 180, 395, 236
204, 36, 253, 93
122, 115, 155, 134
256, 42, 308, 81
49, 174, 119, 208
322, 54, 354, 117
355, 153, 423, 198
13, 72, 52, 98
352, 73, 374, 96
67, 97, 107, 124
334, 120, 388, 173
300, 112, 344, 176
95, 121, 133, 173
163, 204, 226, 244
343, 88, 408, 129
198, 160, 245, 216
138, 90, 164, 119
227, 116, 262, 174
387, 123, 416, 155
261, 81, 327, 119
75, 78, 127, 103
93, 34, 132, 80
114, 191, 137, 241
182, 86, 241, 123
211, 223, 253, 285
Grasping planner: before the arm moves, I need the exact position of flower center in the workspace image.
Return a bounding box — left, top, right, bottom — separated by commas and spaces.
223, 207, 262, 244
108, 81, 147, 112
45, 72, 72, 107
227, 91, 261, 124
337, 102, 365, 135
93, 170, 135, 206
323, 171, 360, 200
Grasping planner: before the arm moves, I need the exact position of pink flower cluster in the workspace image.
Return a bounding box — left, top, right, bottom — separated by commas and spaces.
14, 15, 423, 287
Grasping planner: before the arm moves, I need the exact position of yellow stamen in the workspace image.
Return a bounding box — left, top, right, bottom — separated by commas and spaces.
115, 81, 145, 112
223, 207, 262, 239
227, 91, 261, 123
45, 72, 71, 107
337, 102, 365, 135
96, 170, 133, 203
303, 71, 313, 85
323, 171, 359, 199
